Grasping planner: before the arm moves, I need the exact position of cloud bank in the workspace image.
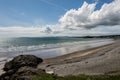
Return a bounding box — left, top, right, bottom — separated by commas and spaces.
0, 0, 120, 37
59, 0, 120, 29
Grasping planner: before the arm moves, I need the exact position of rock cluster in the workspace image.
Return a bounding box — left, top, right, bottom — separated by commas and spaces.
0, 55, 44, 80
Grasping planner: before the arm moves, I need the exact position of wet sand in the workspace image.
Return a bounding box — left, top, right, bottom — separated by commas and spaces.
0, 65, 4, 75
0, 40, 120, 76
38, 40, 120, 76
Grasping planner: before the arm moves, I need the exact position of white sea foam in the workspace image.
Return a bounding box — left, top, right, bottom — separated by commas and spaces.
0, 39, 112, 53
0, 57, 7, 65
0, 39, 114, 59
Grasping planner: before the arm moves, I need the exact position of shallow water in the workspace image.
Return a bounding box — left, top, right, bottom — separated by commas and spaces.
0, 37, 114, 64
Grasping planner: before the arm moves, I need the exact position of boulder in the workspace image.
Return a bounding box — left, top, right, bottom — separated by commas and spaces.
0, 55, 44, 80
3, 55, 43, 71
0, 66, 45, 80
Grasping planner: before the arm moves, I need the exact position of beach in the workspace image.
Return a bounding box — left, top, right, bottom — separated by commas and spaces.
0, 38, 119, 77
38, 40, 120, 76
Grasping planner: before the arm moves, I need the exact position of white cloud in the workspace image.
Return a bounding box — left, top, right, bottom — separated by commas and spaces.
0, 0, 120, 37
0, 27, 50, 37
0, 25, 63, 37
59, 0, 120, 29
0, 25, 120, 37
41, 26, 52, 33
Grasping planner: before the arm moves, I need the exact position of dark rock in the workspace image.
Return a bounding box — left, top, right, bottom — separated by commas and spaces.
85, 61, 88, 64
0, 55, 44, 80
11, 67, 44, 80
46, 64, 51, 67
0, 68, 17, 80
3, 55, 43, 71
1, 69, 16, 77
0, 66, 45, 80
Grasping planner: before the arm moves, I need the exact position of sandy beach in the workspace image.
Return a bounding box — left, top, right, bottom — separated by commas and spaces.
0, 40, 120, 77
38, 40, 120, 76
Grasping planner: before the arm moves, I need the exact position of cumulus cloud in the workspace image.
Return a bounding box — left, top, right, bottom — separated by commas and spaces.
41, 26, 52, 33
0, 25, 120, 37
0, 0, 120, 37
0, 26, 53, 37
59, 0, 120, 29
0, 25, 63, 37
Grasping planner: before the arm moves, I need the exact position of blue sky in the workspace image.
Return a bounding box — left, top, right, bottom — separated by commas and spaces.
0, 0, 113, 26
0, 0, 120, 37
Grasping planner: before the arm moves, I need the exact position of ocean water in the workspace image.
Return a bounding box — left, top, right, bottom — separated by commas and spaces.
0, 37, 114, 63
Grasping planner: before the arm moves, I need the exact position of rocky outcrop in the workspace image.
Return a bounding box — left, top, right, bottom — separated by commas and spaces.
0, 55, 44, 80
1, 66, 45, 80
3, 55, 43, 71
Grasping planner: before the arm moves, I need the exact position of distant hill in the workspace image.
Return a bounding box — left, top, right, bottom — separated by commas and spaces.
73, 35, 120, 39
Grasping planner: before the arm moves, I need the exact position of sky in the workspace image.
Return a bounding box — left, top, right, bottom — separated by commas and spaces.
0, 0, 120, 37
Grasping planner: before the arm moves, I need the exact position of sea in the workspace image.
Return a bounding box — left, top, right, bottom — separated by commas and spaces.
0, 37, 114, 64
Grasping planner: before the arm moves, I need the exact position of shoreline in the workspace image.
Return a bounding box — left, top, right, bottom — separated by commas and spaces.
0, 39, 114, 59
43, 41, 116, 65
38, 40, 120, 76
0, 39, 119, 76
0, 64, 4, 76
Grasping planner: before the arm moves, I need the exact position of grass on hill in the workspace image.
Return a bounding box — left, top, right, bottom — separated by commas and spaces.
32, 72, 120, 80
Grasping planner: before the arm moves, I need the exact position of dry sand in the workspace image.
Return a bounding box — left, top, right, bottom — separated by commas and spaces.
0, 40, 120, 76
38, 40, 120, 76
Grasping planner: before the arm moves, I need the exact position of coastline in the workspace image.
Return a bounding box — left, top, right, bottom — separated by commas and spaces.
0, 65, 4, 76
0, 39, 114, 59
0, 39, 119, 76
38, 40, 120, 76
